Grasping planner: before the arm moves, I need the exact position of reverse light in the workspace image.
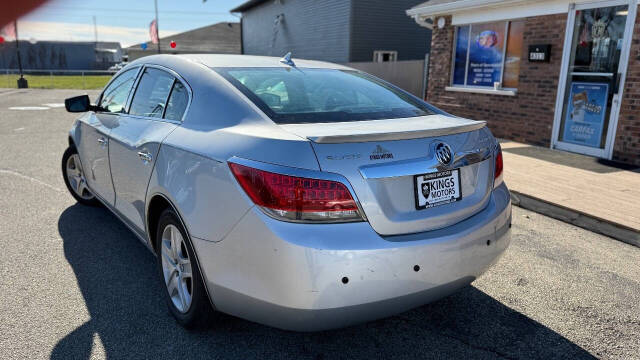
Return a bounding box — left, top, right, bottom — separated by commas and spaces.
229, 162, 363, 223
494, 147, 504, 188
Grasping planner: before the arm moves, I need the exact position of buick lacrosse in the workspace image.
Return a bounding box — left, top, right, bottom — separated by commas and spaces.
62, 54, 511, 331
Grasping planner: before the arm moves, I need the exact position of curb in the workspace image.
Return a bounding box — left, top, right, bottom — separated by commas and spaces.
510, 191, 640, 248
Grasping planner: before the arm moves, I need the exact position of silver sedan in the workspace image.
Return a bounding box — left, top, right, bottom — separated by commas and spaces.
62, 54, 511, 331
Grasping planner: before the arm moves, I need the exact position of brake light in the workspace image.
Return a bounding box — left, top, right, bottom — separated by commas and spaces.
229, 162, 363, 222
494, 148, 504, 188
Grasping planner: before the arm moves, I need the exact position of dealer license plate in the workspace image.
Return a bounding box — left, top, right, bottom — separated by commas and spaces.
414, 169, 462, 210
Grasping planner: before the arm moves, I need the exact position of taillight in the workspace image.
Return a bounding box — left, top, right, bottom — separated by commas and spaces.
494, 147, 504, 188
229, 162, 363, 222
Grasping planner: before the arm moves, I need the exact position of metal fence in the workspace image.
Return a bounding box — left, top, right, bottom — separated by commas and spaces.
0, 69, 117, 89
345, 59, 428, 98
1, 60, 431, 95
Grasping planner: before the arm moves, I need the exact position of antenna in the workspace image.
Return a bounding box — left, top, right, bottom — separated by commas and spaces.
279, 52, 295, 67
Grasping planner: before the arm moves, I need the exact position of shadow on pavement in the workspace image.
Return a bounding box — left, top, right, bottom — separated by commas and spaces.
53, 204, 596, 359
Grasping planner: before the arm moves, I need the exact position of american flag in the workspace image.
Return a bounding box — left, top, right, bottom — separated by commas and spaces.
0, 21, 17, 40
149, 19, 158, 44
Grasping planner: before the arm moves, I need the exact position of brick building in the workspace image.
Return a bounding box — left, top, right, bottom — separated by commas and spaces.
407, 0, 640, 166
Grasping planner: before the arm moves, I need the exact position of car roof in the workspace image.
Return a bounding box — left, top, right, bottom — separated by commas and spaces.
134, 54, 354, 70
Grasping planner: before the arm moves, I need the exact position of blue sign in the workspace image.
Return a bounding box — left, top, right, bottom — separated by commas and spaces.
562, 82, 609, 148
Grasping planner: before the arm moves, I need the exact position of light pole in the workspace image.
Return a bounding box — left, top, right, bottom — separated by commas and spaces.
14, 21, 27, 88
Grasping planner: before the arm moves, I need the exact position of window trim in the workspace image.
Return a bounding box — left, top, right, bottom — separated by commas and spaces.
123, 63, 193, 124
373, 50, 398, 63
96, 65, 142, 114
450, 20, 521, 92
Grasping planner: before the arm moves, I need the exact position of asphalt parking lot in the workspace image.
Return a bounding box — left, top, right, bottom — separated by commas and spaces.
1, 88, 639, 360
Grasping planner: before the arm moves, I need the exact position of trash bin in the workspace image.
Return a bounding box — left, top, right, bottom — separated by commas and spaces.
17, 77, 28, 89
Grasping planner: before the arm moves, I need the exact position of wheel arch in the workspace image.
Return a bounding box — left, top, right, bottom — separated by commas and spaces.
146, 192, 184, 254
145, 191, 217, 310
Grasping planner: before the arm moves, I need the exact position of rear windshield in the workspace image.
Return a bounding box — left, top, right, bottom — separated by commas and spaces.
214, 67, 436, 124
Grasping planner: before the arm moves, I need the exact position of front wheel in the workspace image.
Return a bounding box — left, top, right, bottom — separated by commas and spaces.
61, 146, 101, 206
156, 208, 214, 329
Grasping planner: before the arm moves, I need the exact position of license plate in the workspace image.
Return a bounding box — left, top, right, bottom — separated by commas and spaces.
414, 169, 462, 210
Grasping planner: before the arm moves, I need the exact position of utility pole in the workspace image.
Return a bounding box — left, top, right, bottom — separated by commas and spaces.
14, 21, 27, 88
154, 0, 161, 54
93, 16, 98, 44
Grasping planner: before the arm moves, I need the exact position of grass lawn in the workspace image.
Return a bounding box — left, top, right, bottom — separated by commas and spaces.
0, 75, 111, 89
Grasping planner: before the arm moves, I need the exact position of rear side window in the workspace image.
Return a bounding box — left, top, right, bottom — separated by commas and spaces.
164, 81, 189, 121
99, 68, 138, 113
129, 68, 175, 118
214, 67, 435, 124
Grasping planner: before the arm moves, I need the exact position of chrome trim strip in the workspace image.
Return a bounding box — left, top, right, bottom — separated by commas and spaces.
308, 121, 486, 144
226, 156, 368, 223
122, 63, 193, 123
360, 145, 493, 180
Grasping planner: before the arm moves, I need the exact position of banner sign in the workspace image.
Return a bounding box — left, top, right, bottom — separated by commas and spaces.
562, 82, 609, 148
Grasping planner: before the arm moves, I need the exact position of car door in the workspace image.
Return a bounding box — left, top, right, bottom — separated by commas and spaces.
108, 65, 190, 232
76, 67, 140, 206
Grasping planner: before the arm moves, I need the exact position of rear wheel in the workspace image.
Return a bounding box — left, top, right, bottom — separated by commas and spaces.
156, 208, 214, 329
61, 146, 100, 206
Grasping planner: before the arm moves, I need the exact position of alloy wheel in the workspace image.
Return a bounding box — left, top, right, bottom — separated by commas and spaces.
65, 154, 94, 200
160, 224, 193, 313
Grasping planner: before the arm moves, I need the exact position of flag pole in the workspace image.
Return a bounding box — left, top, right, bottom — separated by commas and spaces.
154, 0, 161, 54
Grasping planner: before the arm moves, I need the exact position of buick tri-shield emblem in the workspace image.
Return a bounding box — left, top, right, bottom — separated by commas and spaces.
434, 142, 453, 165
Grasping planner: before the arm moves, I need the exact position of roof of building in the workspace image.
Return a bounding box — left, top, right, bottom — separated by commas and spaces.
407, 0, 527, 17
229, 0, 270, 13
126, 22, 240, 54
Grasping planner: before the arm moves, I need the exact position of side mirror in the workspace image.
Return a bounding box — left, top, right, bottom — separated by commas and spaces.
65, 95, 103, 113
65, 95, 90, 112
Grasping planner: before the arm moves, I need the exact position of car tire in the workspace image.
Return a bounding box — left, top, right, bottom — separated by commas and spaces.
61, 146, 101, 206
156, 208, 214, 329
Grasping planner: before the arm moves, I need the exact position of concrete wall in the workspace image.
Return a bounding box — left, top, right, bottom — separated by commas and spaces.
241, 0, 351, 63
347, 59, 426, 97
350, 0, 431, 62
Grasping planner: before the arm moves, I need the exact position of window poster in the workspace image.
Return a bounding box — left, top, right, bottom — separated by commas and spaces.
562, 82, 609, 148
503, 21, 524, 88
467, 22, 505, 86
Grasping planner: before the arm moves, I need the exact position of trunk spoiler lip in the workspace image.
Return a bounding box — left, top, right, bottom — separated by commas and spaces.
280, 119, 487, 144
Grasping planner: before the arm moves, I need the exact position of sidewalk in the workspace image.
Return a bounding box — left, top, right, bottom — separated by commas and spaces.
500, 140, 640, 247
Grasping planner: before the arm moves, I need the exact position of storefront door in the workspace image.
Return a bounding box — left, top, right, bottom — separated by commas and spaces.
552, 0, 637, 159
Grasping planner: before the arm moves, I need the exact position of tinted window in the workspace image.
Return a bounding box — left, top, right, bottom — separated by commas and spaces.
99, 68, 138, 113
129, 68, 174, 118
164, 81, 189, 121
215, 68, 435, 124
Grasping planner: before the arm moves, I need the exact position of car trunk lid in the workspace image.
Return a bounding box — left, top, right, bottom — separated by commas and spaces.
280, 115, 496, 236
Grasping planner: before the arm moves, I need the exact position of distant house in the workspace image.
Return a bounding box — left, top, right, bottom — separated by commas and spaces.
231, 0, 431, 63
126, 22, 241, 61
0, 41, 122, 70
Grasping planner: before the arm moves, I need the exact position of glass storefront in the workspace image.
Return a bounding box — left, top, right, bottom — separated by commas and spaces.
557, 4, 629, 152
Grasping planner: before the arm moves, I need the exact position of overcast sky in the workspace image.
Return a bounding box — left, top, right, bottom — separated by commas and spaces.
15, 0, 245, 46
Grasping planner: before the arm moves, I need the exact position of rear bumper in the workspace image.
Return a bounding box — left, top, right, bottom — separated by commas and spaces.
192, 184, 512, 331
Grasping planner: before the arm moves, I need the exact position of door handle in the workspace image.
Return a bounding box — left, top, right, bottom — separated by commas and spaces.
97, 137, 107, 146
137, 151, 152, 163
